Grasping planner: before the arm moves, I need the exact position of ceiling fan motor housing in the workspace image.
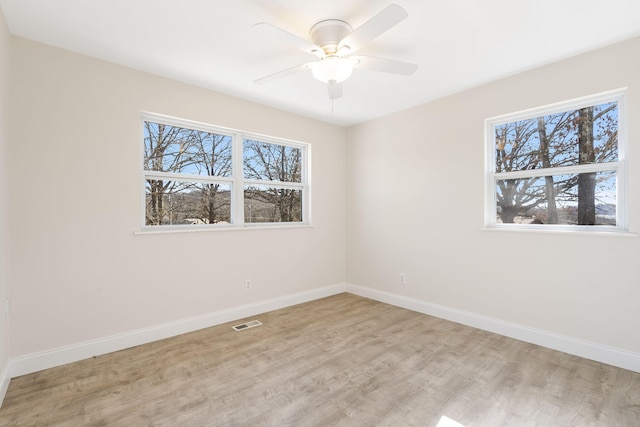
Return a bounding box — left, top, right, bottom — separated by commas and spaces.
310, 19, 353, 54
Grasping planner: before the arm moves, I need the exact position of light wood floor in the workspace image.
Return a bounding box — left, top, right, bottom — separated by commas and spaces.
1, 293, 639, 426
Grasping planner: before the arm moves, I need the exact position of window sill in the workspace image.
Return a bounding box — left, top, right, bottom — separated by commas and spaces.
135, 223, 314, 235
480, 226, 637, 238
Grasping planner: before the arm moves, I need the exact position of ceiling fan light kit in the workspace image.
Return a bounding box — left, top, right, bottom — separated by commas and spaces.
253, 4, 417, 101
311, 55, 353, 84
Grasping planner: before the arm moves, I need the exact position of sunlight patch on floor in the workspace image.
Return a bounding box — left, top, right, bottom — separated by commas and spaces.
437, 415, 466, 427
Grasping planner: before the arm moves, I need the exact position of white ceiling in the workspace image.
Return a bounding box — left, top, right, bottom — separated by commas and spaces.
2, 0, 640, 127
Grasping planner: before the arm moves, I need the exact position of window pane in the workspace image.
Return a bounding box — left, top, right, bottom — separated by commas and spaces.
496, 171, 616, 225
244, 185, 302, 223
243, 139, 302, 183
145, 180, 231, 225
494, 101, 618, 173
144, 121, 232, 177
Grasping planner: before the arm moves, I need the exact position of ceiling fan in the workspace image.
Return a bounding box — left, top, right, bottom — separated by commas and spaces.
253, 4, 418, 100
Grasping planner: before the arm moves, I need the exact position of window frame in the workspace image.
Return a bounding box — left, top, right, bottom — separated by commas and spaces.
139, 112, 311, 232
484, 88, 628, 233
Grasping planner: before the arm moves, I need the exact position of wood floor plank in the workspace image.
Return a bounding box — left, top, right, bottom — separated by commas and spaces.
1, 293, 639, 426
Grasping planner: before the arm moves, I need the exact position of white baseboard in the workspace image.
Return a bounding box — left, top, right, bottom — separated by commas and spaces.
8, 283, 347, 379
346, 283, 640, 373
0, 363, 9, 408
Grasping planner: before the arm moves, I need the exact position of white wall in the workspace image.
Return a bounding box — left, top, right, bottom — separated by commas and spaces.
347, 36, 640, 354
0, 5, 11, 397
8, 37, 347, 357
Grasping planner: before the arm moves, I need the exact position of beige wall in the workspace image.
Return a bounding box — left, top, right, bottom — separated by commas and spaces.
0, 6, 11, 387
8, 37, 347, 356
4, 23, 640, 370
347, 36, 640, 353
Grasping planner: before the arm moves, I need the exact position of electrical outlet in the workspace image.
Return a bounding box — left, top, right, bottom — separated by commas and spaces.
245, 279, 252, 289
399, 273, 406, 285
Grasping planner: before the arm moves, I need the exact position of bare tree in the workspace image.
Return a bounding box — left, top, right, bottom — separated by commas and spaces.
537, 116, 558, 223
494, 101, 618, 225
577, 106, 596, 224
192, 132, 232, 224
243, 140, 302, 222
144, 122, 199, 225
144, 122, 235, 225
495, 112, 576, 223
576, 103, 617, 225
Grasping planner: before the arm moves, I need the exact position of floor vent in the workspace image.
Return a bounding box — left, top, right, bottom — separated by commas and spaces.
232, 320, 263, 331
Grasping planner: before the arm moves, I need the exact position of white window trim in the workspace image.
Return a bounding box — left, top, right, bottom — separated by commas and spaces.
138, 112, 311, 233
483, 88, 630, 234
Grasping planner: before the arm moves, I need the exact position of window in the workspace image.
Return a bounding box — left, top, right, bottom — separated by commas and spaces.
484, 89, 626, 231
142, 113, 309, 230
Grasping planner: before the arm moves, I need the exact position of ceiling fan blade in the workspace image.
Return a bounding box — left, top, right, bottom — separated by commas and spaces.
253, 62, 315, 85
337, 4, 408, 54
327, 81, 343, 99
253, 22, 324, 58
351, 56, 417, 75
